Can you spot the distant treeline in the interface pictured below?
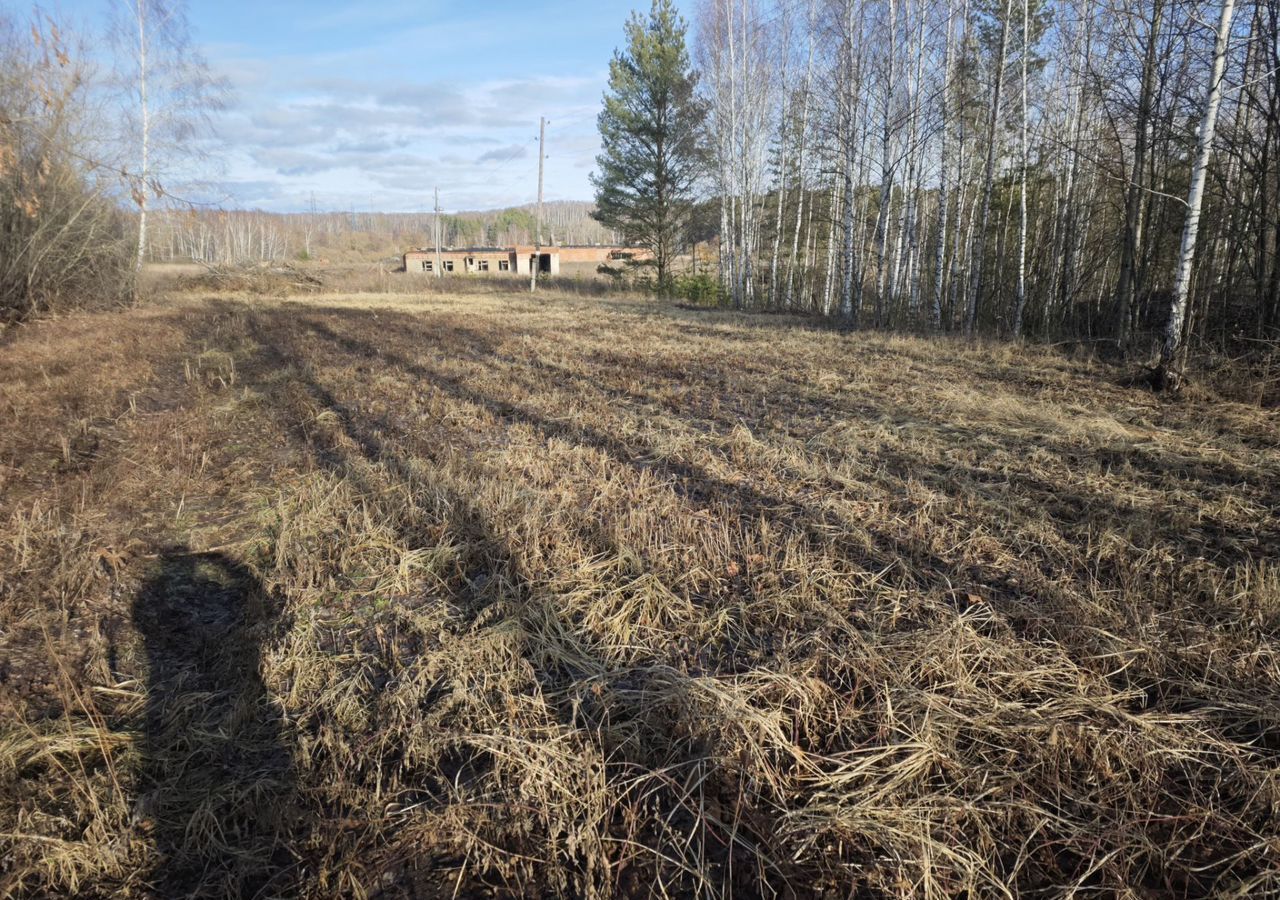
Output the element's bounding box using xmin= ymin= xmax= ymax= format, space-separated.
xmin=143 ymin=202 xmax=620 ymax=265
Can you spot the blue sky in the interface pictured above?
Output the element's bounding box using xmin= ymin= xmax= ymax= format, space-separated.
xmin=44 ymin=0 xmax=675 ymax=213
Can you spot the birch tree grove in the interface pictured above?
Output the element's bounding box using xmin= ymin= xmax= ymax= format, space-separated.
xmin=689 ymin=0 xmax=1277 ymax=363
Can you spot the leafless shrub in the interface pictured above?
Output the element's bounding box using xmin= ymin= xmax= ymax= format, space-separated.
xmin=0 ymin=15 xmax=133 ymax=323
xmin=173 ymin=262 xmax=325 ymax=296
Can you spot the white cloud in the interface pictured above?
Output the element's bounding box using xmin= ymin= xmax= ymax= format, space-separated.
xmin=204 ymin=63 xmax=606 ymax=212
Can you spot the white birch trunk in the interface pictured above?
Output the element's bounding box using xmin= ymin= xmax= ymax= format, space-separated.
xmin=1012 ymin=0 xmax=1030 ymax=337
xmin=1161 ymin=0 xmax=1237 ymax=372
xmin=931 ymin=0 xmax=956 ymax=330
xmin=965 ymin=0 xmax=1013 ymax=335
xmin=873 ymin=0 xmax=897 ymax=327
xmin=134 ymin=0 xmax=150 ymax=273
xmin=784 ymin=0 xmax=816 ymax=311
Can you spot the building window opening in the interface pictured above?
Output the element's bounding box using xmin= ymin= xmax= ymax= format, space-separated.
xmin=498 ymin=259 xmax=510 ymax=271
xmin=477 ymin=260 xmax=490 ymax=272
xmin=443 ymin=260 xmax=454 ymax=272
xmin=421 ymin=260 xmax=432 ymax=271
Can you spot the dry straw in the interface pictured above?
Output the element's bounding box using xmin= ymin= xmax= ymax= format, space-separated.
xmin=2 ymin=288 xmax=1278 ymax=897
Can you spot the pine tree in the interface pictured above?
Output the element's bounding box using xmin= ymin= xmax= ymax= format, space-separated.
xmin=591 ymin=0 xmax=706 ymax=291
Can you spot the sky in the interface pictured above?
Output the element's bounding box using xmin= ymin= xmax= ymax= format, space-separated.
xmin=43 ymin=0 xmax=674 ymax=213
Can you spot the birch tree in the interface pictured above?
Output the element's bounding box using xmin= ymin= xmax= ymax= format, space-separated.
xmin=697 ymin=0 xmax=774 ymax=308
xmin=966 ymin=0 xmax=1013 ymax=335
xmin=782 ymin=0 xmax=816 ymax=311
xmin=1159 ymin=0 xmax=1238 ymax=383
xmin=1012 ymin=0 xmax=1030 ymax=336
xmin=111 ymin=0 xmax=220 ymax=272
xmin=931 ymin=0 xmax=957 ymax=330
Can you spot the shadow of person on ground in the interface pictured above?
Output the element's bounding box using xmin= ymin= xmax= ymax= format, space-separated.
xmin=132 ymin=548 xmax=298 ymax=898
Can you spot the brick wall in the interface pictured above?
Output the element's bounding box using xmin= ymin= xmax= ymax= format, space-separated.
xmin=554 ymin=246 xmax=653 ymax=264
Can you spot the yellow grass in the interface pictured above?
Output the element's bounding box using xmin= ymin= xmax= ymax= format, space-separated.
xmin=1 ymin=287 xmax=1278 ymax=897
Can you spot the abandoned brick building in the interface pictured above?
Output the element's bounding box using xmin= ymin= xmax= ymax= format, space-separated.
xmin=402 ymin=245 xmax=651 ymax=277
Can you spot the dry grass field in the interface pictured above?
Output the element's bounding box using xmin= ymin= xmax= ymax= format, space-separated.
xmin=2 ymin=287 xmax=1278 ymax=898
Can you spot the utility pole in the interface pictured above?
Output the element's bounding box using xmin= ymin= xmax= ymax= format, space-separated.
xmin=530 ymin=116 xmax=546 ymax=292
xmin=306 ymin=191 xmax=317 ymax=260
xmin=433 ymin=186 xmax=442 ymax=278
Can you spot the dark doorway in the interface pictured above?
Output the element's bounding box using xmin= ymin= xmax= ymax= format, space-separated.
xmin=539 ymin=253 xmax=552 ymax=273
xmin=133 ymin=548 xmax=298 ymax=897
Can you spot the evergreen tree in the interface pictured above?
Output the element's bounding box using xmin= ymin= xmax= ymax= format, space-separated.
xmin=591 ymin=0 xmax=706 ymax=291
